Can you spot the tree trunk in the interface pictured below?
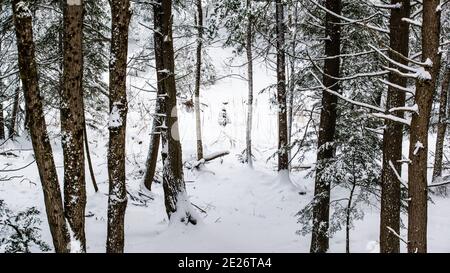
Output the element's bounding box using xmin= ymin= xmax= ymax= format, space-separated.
xmin=310 ymin=0 xmax=341 ymax=253
xmin=380 ymin=0 xmax=410 ymax=253
xmin=158 ymin=0 xmax=196 ymax=224
xmin=143 ymin=1 xmax=167 ymax=191
xmin=275 ymin=0 xmax=288 ymax=172
xmin=0 ymin=25 xmax=4 ymax=140
xmin=0 ymin=99 xmax=4 ymax=140
xmin=407 ymin=0 xmax=441 ymax=253
xmin=432 ymin=64 xmax=450 ymax=196
xmin=61 ymin=0 xmax=86 ymax=252
xmin=194 ymin=0 xmax=204 ymax=161
xmin=142 ymin=100 xmax=161 ymax=192
xmin=287 ymin=2 xmax=298 ymax=170
xmin=8 ymin=87 xmax=20 ymax=139
xmin=11 ymin=0 xmax=70 ymax=252
xmin=245 ymin=0 xmax=254 ymax=168
xmin=84 ymin=124 xmax=98 ymax=192
xmin=106 ymin=0 xmax=131 ymax=253
xmin=346 ymin=177 xmax=357 ymax=254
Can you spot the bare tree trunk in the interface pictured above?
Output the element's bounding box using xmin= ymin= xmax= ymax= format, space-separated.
xmin=346 ymin=177 xmax=357 ymax=254
xmin=0 ymin=25 xmax=4 ymax=140
xmin=407 ymin=0 xmax=441 ymax=253
xmin=142 ymin=100 xmax=161 ymax=192
xmin=432 ymin=64 xmax=450 ymax=196
xmin=84 ymin=124 xmax=98 ymax=192
xmin=194 ymin=0 xmax=204 ymax=161
xmin=106 ymin=0 xmax=131 ymax=253
xmin=8 ymin=87 xmax=20 ymax=139
xmin=245 ymin=0 xmax=254 ymax=168
xmin=287 ymin=2 xmax=298 ymax=169
xmin=0 ymin=99 xmax=4 ymax=140
xmin=380 ymin=0 xmax=410 ymax=254
xmin=310 ymin=0 xmax=341 ymax=253
xmin=158 ymin=0 xmax=196 ymax=224
xmin=61 ymin=0 xmax=86 ymax=252
xmin=276 ymin=0 xmax=288 ymax=172
xmin=143 ymin=1 xmax=168 ymax=191
xmin=11 ymin=0 xmax=70 ymax=252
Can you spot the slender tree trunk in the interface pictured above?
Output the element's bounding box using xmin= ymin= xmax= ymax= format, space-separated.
xmin=0 ymin=24 xmax=4 ymax=140
xmin=158 ymin=0 xmax=196 ymax=224
xmin=0 ymin=99 xmax=4 ymax=140
xmin=275 ymin=0 xmax=288 ymax=172
xmin=275 ymin=0 xmax=289 ymax=172
xmin=106 ymin=0 xmax=131 ymax=253
xmin=380 ymin=0 xmax=410 ymax=253
xmin=346 ymin=176 xmax=356 ymax=254
xmin=11 ymin=0 xmax=70 ymax=252
xmin=287 ymin=2 xmax=298 ymax=169
xmin=246 ymin=0 xmax=254 ymax=168
xmin=84 ymin=124 xmax=98 ymax=192
xmin=407 ymin=0 xmax=441 ymax=253
xmin=432 ymin=63 xmax=450 ymax=196
xmin=61 ymin=0 xmax=86 ymax=252
xmin=142 ymin=100 xmax=161 ymax=192
xmin=310 ymin=0 xmax=341 ymax=253
xmin=143 ymin=2 xmax=166 ymax=191
xmin=8 ymin=87 xmax=20 ymax=139
xmin=194 ymin=0 xmax=204 ymax=160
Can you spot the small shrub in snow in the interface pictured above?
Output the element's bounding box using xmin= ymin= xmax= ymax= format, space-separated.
xmin=0 ymin=200 xmax=50 ymax=253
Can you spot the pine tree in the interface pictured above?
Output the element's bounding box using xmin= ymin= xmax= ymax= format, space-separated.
xmin=310 ymin=0 xmax=341 ymax=253
xmin=106 ymin=0 xmax=131 ymax=253
xmin=407 ymin=0 xmax=442 ymax=253
xmin=194 ymin=0 xmax=204 ymax=161
xmin=11 ymin=0 xmax=70 ymax=252
xmin=275 ymin=0 xmax=288 ymax=173
xmin=61 ymin=0 xmax=86 ymax=252
xmin=432 ymin=51 xmax=450 ymax=195
xmin=380 ymin=0 xmax=411 ymax=253
xmin=156 ymin=0 xmax=197 ymax=224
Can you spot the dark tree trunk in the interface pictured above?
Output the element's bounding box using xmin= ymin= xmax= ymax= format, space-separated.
xmin=346 ymin=177 xmax=357 ymax=254
xmin=11 ymin=0 xmax=70 ymax=252
xmin=84 ymin=123 xmax=98 ymax=192
xmin=62 ymin=0 xmax=86 ymax=252
xmin=380 ymin=0 xmax=410 ymax=253
xmin=407 ymin=0 xmax=441 ymax=253
xmin=8 ymin=87 xmax=20 ymax=139
xmin=310 ymin=0 xmax=341 ymax=253
xmin=246 ymin=0 xmax=254 ymax=168
xmin=0 ymin=24 xmax=4 ymax=140
xmin=432 ymin=64 xmax=450 ymax=196
xmin=157 ymin=0 xmax=196 ymax=224
xmin=0 ymin=98 xmax=4 ymax=140
xmin=194 ymin=0 xmax=204 ymax=160
xmin=106 ymin=0 xmax=131 ymax=253
xmin=276 ymin=0 xmax=288 ymax=172
xmin=143 ymin=2 xmax=166 ymax=191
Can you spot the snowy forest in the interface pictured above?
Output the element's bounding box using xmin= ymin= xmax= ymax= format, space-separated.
xmin=0 ymin=0 xmax=449 ymax=254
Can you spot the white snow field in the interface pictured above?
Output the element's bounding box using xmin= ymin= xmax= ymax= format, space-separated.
xmin=1 ymin=45 xmax=450 ymax=253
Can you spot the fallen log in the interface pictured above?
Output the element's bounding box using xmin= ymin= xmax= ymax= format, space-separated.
xmin=186 ymin=150 xmax=230 ymax=169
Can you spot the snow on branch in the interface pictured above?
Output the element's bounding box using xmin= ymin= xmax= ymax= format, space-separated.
xmin=388 ymin=160 xmax=408 ymax=188
xmin=309 ymin=0 xmax=389 ymax=34
xmin=371 ymin=2 xmax=402 ymax=9
xmin=307 ymin=50 xmax=388 ymax=81
xmin=372 ymin=113 xmax=411 ymax=126
xmin=378 ymin=79 xmax=415 ymax=94
xmin=401 ymin=18 xmax=422 ymax=27
xmin=386 ymin=226 xmax=409 ymax=245
xmin=389 ymin=104 xmax=419 ymax=115
xmin=310 ymin=72 xmax=384 ymax=113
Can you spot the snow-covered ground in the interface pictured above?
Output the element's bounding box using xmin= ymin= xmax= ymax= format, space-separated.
xmin=1 ymin=45 xmax=450 ymax=253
